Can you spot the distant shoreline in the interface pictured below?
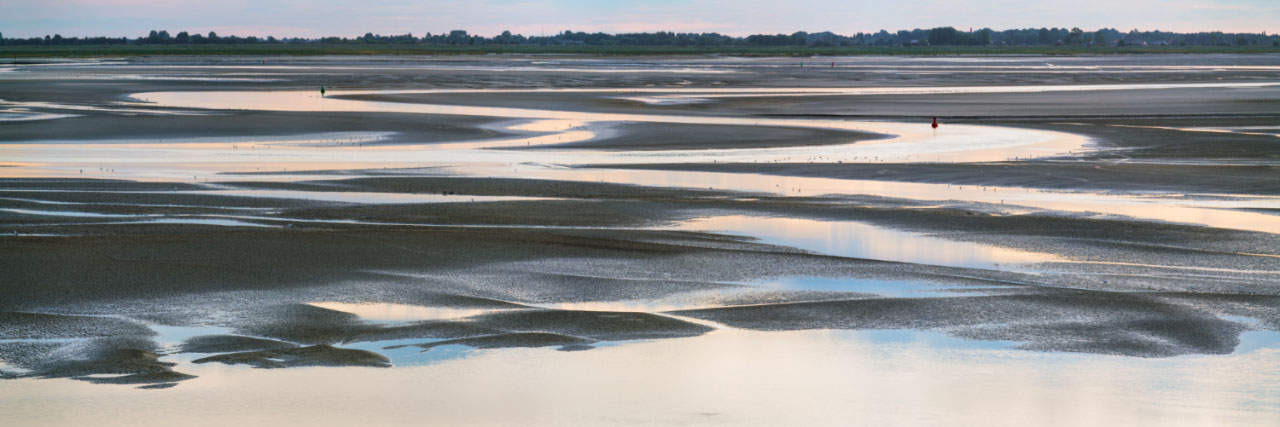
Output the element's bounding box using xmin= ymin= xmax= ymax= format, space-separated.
xmin=3 ymin=44 xmax=1279 ymax=58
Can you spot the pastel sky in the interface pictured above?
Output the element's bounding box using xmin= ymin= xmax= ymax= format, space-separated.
xmin=2 ymin=0 xmax=1277 ymax=38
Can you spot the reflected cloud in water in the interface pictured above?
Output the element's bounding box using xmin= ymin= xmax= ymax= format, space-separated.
xmin=4 ymin=328 xmax=1276 ymax=426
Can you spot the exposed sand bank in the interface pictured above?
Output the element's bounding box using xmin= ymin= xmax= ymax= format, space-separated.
xmin=1 ymin=55 xmax=1277 ymax=424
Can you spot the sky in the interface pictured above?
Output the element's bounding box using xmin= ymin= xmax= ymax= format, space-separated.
xmin=2 ymin=0 xmax=1277 ymax=39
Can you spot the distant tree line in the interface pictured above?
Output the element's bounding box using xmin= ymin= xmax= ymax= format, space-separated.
xmin=2 ymin=27 xmax=1276 ymax=47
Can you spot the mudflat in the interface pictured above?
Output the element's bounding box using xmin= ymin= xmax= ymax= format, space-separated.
xmin=1 ymin=54 xmax=1278 ymax=426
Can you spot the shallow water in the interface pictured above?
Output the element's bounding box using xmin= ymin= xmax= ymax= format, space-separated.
xmin=7 ymin=86 xmax=1280 ymax=232
xmin=127 ymin=88 xmax=1086 ymax=165
xmin=187 ymin=189 xmax=549 ymax=204
xmin=3 ymin=327 xmax=1276 ymax=426
xmin=133 ymin=81 xmax=1278 ymax=98
xmin=748 ymin=276 xmax=994 ymax=298
xmin=122 ymin=218 xmax=277 ymax=228
xmin=510 ymin=167 xmax=1280 ymax=234
xmin=672 ymin=215 xmax=1060 ymax=270
xmin=528 ymin=276 xmax=994 ymax=313
xmin=0 ymin=208 xmax=153 ymax=218
xmin=308 ymin=301 xmax=513 ymax=323
xmin=4 ymin=59 xmax=1280 ymax=423
xmin=21 ymin=56 xmax=1280 ymax=78
xmin=0 ymin=110 xmax=79 ymax=122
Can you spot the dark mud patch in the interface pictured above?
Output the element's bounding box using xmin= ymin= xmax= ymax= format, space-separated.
xmin=193 ymin=345 xmax=391 ymax=369
xmin=387 ymin=332 xmax=595 ymax=352
xmin=672 ymin=289 xmax=1247 ymax=357
xmin=2 ymin=337 xmax=194 ymax=388
xmin=180 ymin=335 xmax=298 ymax=354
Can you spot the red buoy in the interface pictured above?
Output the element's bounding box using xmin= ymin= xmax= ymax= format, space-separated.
xmin=931 ymin=117 xmax=938 ymax=129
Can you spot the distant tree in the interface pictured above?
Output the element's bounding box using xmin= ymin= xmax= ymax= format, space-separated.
xmin=447 ymin=30 xmax=468 ymax=44
xmin=927 ymin=27 xmax=959 ymax=45
xmin=7 ymin=26 xmax=1279 ymax=49
xmin=975 ymin=28 xmax=993 ymax=45
xmin=495 ymin=30 xmax=515 ymax=44
xmin=790 ymin=31 xmax=808 ymax=45
xmin=1065 ymin=27 xmax=1084 ymax=45
xmin=145 ymin=30 xmax=173 ymax=44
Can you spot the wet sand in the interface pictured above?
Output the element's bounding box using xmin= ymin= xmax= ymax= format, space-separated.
xmin=2 ymin=55 xmax=1279 ymax=425
xmin=599 ymin=161 xmax=1280 ymax=195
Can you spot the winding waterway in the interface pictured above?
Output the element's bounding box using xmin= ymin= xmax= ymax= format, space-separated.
xmin=6 ymin=84 xmax=1278 ymax=233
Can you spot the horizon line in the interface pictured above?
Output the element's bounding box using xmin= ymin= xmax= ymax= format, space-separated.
xmin=3 ymin=26 xmax=1275 ymax=40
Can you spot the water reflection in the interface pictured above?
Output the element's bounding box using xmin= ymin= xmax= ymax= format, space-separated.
xmin=0 ymin=208 xmax=154 ymax=218
xmin=750 ymin=276 xmax=993 ymax=298
xmin=341 ymin=339 xmax=474 ymax=367
xmin=5 ymin=59 xmax=1279 ymax=423
xmin=1112 ymin=124 xmax=1280 ymax=138
xmin=5 ymin=131 xmax=1277 ymax=233
xmin=4 ymin=328 xmax=1276 ymax=426
xmin=308 ymin=301 xmax=511 ymax=323
xmin=130 ymin=81 xmax=1277 ymax=99
xmin=187 ymin=189 xmax=549 ymax=204
xmin=122 ymin=218 xmax=276 ymax=228
xmin=673 ymin=215 xmax=1062 ymax=270
xmin=7 ymin=87 xmax=1272 ymax=233
xmin=512 ymin=167 xmax=1280 ymax=234
xmin=127 ymin=88 xmax=1086 ymax=164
